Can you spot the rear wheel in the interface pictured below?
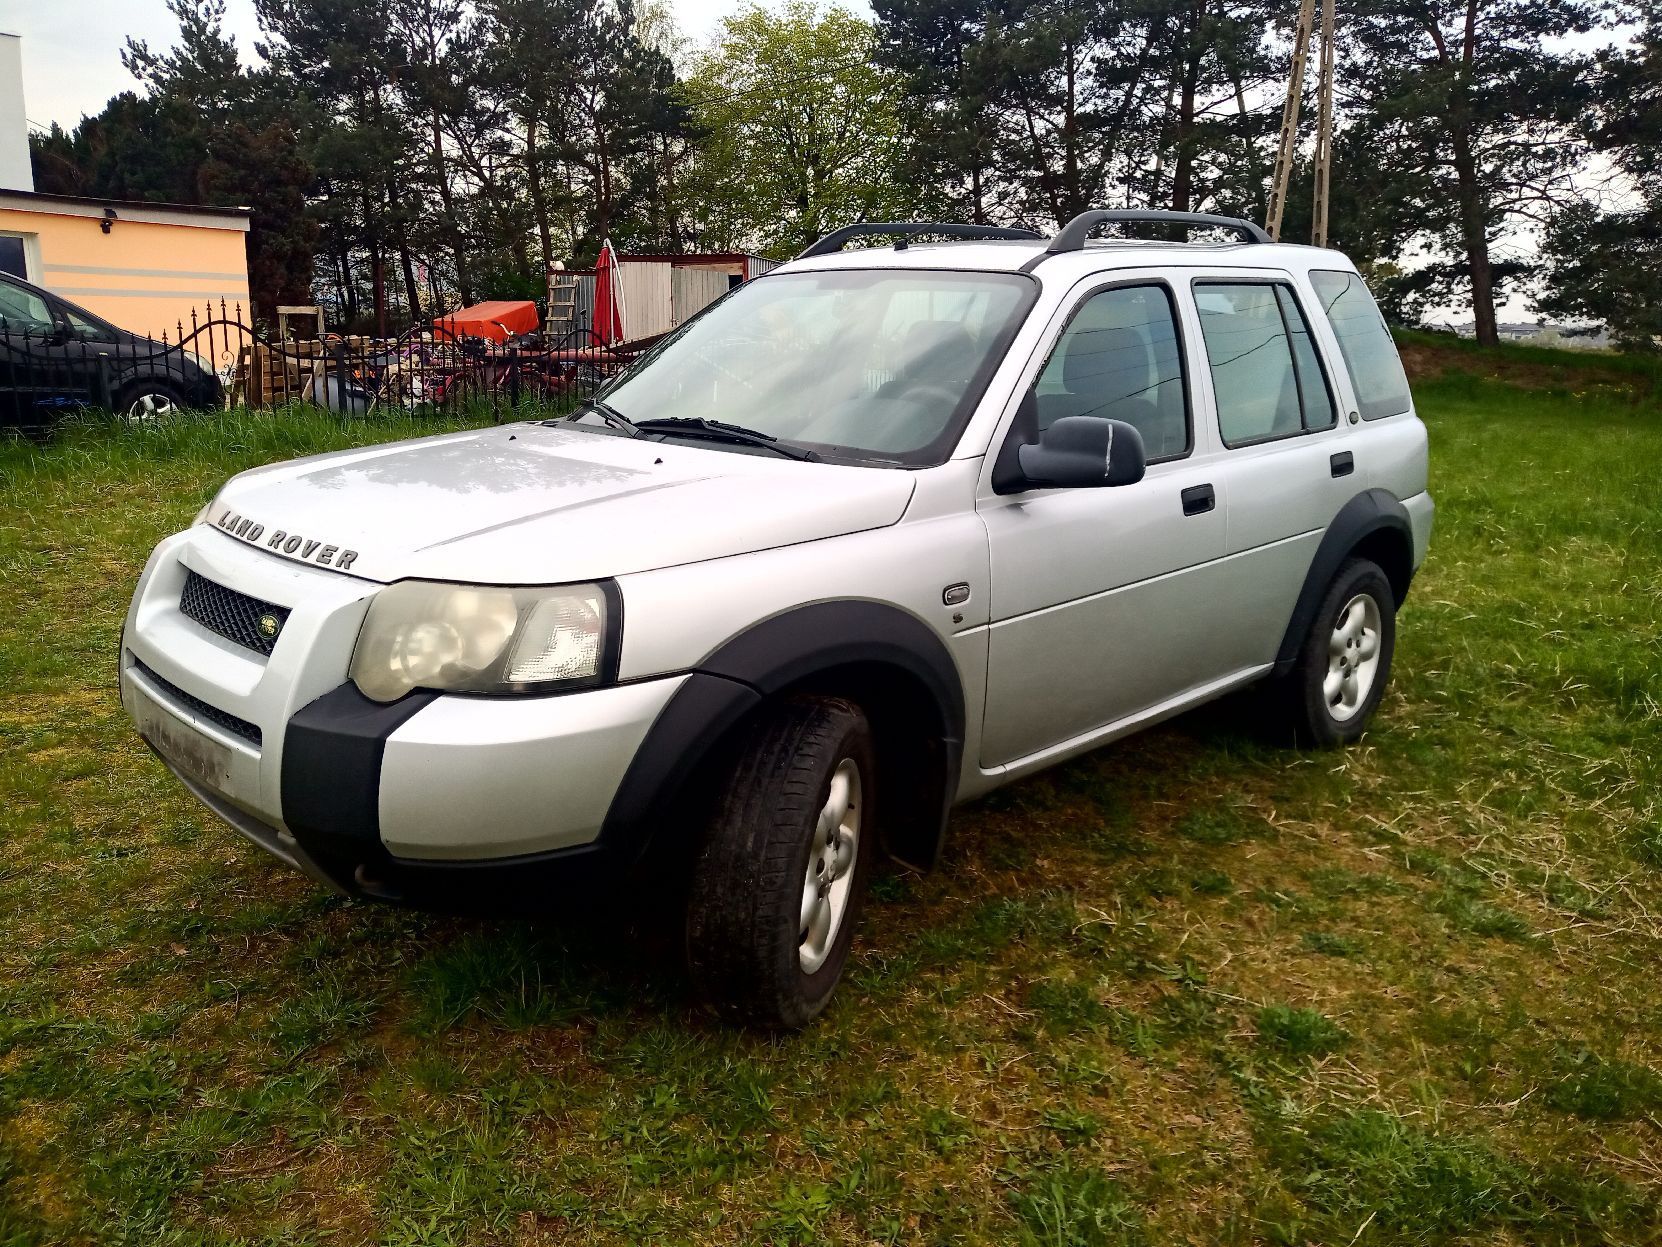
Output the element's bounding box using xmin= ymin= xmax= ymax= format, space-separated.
xmin=685 ymin=696 xmax=875 ymax=1030
xmin=1277 ymin=558 xmax=1396 ymax=746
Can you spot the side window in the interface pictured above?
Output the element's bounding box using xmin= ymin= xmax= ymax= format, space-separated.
xmin=1033 ymin=284 xmax=1189 ymax=461
xmin=1277 ymin=287 xmax=1335 ymax=430
xmin=66 ymin=309 xmax=114 ymax=344
xmin=1195 ymin=281 xmax=1334 ymax=447
xmin=1309 ymin=270 xmax=1412 ymax=420
xmin=0 ymin=279 xmax=55 ymax=335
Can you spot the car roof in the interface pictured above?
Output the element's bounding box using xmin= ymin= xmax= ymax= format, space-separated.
xmin=777 ymin=238 xmax=1357 ymax=280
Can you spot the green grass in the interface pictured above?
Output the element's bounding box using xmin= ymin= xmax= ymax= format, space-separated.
xmin=1 ymin=346 xmax=1661 ymax=1243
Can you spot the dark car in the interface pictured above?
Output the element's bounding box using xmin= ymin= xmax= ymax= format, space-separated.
xmin=0 ymin=272 xmax=221 ymax=433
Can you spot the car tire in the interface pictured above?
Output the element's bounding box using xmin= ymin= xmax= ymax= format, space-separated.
xmin=116 ymin=380 xmax=187 ymax=423
xmin=685 ymin=695 xmax=876 ymax=1030
xmin=1279 ymin=558 xmax=1397 ymax=747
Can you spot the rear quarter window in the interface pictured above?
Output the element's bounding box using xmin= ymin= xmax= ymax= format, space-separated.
xmin=1308 ymin=270 xmax=1412 ymax=420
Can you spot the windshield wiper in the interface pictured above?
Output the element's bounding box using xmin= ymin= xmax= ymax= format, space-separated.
xmin=553 ymin=399 xmax=638 ymax=435
xmin=633 ymin=417 xmax=819 ymax=461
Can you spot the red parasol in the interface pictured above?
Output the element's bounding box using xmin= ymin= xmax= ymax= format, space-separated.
xmin=432 ymin=300 xmax=539 ymax=343
xmin=593 ymin=238 xmax=627 ymax=345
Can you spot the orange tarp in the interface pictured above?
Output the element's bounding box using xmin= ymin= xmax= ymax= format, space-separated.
xmin=433 ymin=300 xmax=540 ymax=342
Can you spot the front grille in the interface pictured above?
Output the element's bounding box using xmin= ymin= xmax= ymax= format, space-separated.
xmin=131 ymin=657 xmax=262 ymax=746
xmin=179 ymin=570 xmax=290 ymax=657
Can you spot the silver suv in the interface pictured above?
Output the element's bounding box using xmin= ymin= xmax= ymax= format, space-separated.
xmin=119 ymin=211 xmax=1432 ymax=1028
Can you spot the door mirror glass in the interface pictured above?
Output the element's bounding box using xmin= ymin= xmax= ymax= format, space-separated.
xmin=1016 ymin=415 xmax=1147 ymax=489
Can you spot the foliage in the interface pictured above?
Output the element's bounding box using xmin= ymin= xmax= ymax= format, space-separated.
xmin=17 ymin=0 xmax=1657 ymax=342
xmin=30 ymin=0 xmax=317 ymax=319
xmin=873 ymin=0 xmax=1280 ymax=230
xmin=1538 ymin=18 xmax=1662 ymax=351
xmin=683 ymin=2 xmax=915 ymax=255
xmin=1337 ymin=0 xmax=1602 ymax=344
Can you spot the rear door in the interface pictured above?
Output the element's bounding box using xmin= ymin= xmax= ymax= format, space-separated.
xmin=1183 ymin=270 xmax=1356 ymax=672
xmin=977 ymin=272 xmax=1230 ymax=768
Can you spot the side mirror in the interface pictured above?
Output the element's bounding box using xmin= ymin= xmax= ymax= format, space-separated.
xmin=994 ymin=403 xmax=1147 ymax=493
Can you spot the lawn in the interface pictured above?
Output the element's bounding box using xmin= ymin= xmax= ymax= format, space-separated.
xmin=1 ymin=349 xmax=1659 ymax=1246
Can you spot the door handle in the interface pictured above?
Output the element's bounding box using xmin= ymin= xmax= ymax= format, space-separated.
xmin=1180 ymin=483 xmax=1215 ymax=516
xmin=1330 ymin=451 xmax=1354 ymax=478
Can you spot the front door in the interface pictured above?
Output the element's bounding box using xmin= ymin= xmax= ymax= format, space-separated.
xmin=977 ymin=277 xmax=1229 ymax=768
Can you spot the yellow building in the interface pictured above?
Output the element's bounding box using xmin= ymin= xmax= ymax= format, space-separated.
xmin=0 ymin=188 xmax=252 ymax=341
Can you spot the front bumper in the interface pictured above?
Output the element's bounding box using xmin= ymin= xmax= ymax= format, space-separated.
xmin=120 ymin=525 xmax=684 ymax=901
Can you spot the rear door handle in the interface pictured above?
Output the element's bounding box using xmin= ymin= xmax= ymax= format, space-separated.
xmin=1180 ymin=484 xmax=1215 ymax=516
xmin=1330 ymin=451 xmax=1354 ymax=478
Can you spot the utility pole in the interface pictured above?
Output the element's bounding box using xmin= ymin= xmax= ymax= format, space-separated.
xmin=1265 ymin=0 xmax=1316 ymax=242
xmin=1265 ymin=0 xmax=1338 ymax=247
xmin=1311 ymin=0 xmax=1337 ymax=248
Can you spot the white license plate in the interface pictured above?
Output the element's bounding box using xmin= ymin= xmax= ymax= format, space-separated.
xmin=137 ymin=699 xmax=236 ymax=794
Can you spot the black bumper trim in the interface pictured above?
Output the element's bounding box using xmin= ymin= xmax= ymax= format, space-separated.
xmin=280 ymin=683 xmax=436 ymax=877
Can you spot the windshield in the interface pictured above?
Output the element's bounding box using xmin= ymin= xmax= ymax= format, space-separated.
xmin=596 ymin=268 xmax=1036 ymax=466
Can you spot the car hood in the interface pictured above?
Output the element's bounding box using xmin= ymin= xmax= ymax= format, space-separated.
xmin=207 ymin=422 xmax=916 ymax=584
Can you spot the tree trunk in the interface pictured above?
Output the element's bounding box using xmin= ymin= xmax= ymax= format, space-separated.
xmin=336 ymin=247 xmax=354 ymax=324
xmin=1062 ymin=40 xmax=1080 ymax=217
xmin=398 ymin=235 xmax=420 ymax=322
xmin=1451 ymin=132 xmax=1498 ymax=346
xmin=431 ymin=107 xmax=471 ymax=305
xmin=1170 ymin=10 xmax=1202 ymax=216
xmin=524 ymin=111 xmax=555 ymax=274
xmin=372 ymin=251 xmax=387 ymax=337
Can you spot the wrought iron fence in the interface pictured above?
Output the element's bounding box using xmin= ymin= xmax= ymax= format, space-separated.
xmin=0 ymin=300 xmax=644 ymax=436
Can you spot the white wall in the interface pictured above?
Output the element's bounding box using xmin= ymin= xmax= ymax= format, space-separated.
xmin=618 ymin=260 xmax=674 ymax=339
xmin=0 ymin=35 xmax=32 ymax=193
xmin=671 ymin=266 xmax=729 ymax=326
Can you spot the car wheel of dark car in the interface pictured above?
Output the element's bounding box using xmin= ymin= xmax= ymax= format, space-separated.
xmin=117 ymin=380 xmax=186 ymax=423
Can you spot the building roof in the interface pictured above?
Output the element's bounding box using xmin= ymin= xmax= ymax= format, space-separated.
xmin=625 ymin=252 xmax=772 ymax=265
xmin=0 ymin=188 xmax=252 ymax=231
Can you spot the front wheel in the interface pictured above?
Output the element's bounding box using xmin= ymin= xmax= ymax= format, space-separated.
xmin=116 ymin=380 xmax=186 ymax=423
xmin=1278 ymin=558 xmax=1397 ymax=747
xmin=685 ymin=696 xmax=876 ymax=1030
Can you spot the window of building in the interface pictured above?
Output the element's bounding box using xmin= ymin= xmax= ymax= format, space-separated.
xmin=0 ymin=235 xmax=27 ymax=281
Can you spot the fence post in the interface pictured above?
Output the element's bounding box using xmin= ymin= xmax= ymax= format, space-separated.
xmin=333 ymin=340 xmax=349 ymax=418
xmin=94 ymin=350 xmax=112 ymax=413
xmin=506 ymin=342 xmax=519 ymax=420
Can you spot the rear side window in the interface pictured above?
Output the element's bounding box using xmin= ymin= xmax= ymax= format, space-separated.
xmin=1194 ymin=282 xmax=1334 ymax=447
xmin=1034 ymin=284 xmax=1189 ymax=460
xmin=1309 ymin=270 xmax=1412 ymax=420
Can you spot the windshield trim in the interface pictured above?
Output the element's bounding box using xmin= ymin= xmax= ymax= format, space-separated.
xmin=593 ymin=266 xmax=1041 ymax=469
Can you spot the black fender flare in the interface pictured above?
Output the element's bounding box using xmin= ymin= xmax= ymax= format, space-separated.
xmin=601 ymin=599 xmax=966 ymax=871
xmin=1273 ymin=488 xmax=1415 ymax=677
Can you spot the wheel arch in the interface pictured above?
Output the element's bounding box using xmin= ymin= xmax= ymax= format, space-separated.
xmin=1274 ymin=489 xmax=1415 ymax=677
xmin=601 ymin=600 xmax=966 ymax=873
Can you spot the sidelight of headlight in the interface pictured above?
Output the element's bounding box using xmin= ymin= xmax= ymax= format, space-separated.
xmin=349 ymin=580 xmax=616 ymax=703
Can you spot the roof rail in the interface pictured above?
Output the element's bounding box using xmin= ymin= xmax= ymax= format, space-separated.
xmin=1043 ymin=209 xmax=1272 ymax=255
xmin=796 ymin=221 xmax=1044 ymax=260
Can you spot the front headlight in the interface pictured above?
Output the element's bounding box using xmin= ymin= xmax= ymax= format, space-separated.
xmin=350 ymin=580 xmax=616 ymax=702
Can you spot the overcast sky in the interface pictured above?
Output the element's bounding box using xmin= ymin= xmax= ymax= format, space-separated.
xmin=0 ymin=0 xmax=856 ymax=131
